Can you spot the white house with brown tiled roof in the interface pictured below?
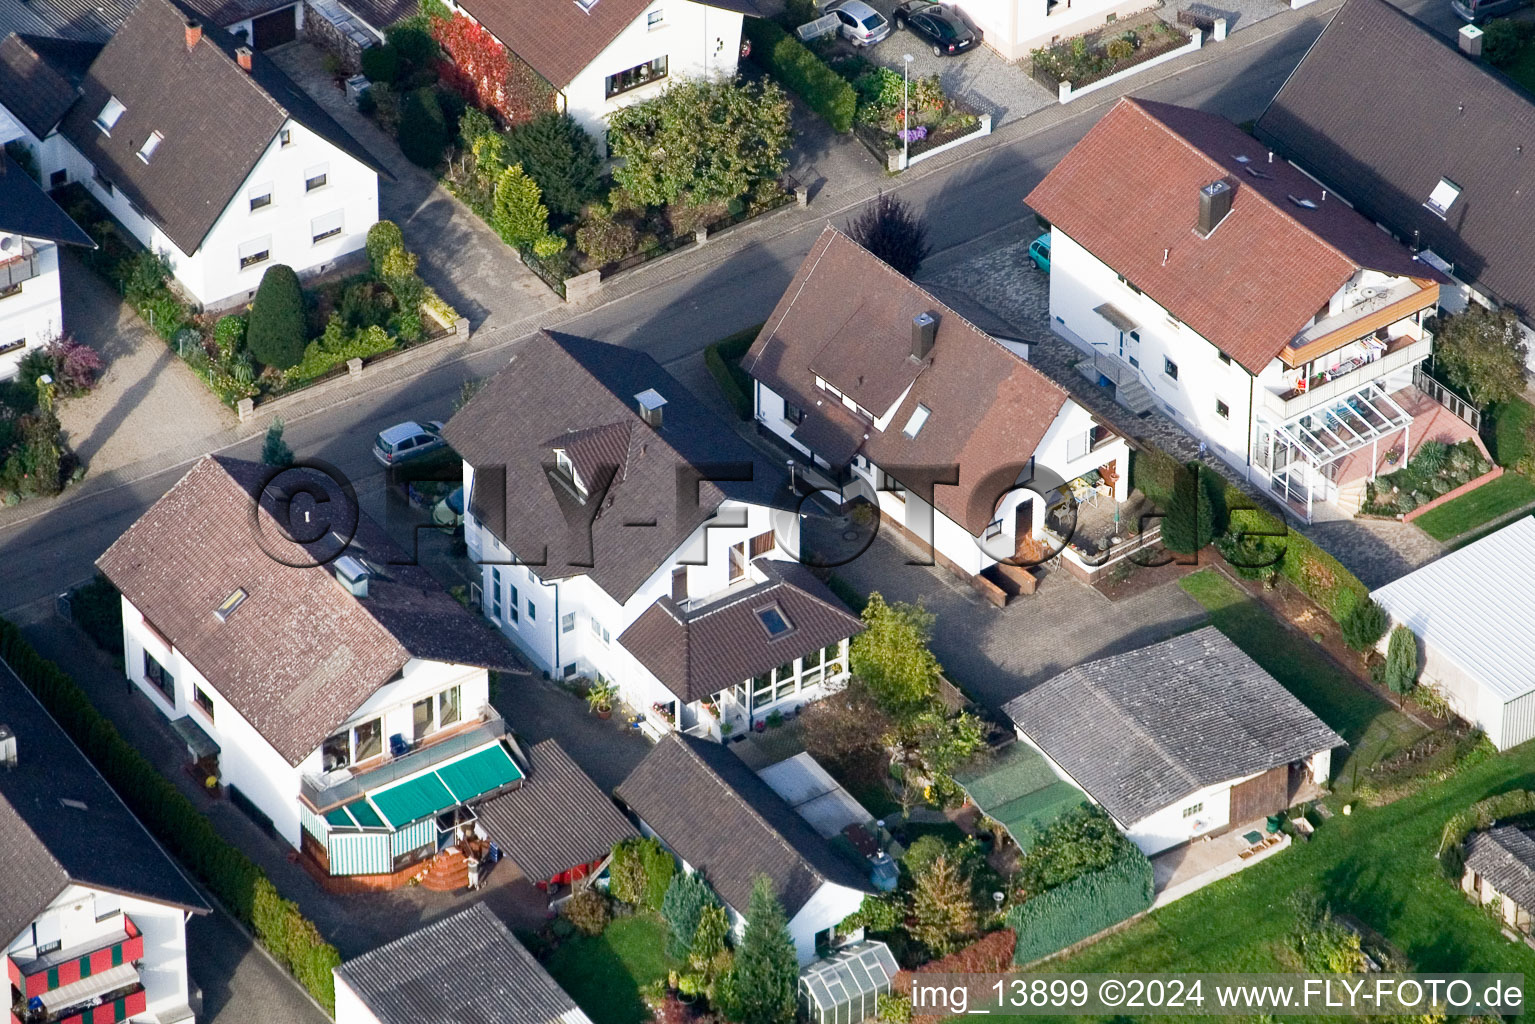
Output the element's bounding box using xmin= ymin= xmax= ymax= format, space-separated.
xmin=1029 ymin=97 xmax=1461 ymax=522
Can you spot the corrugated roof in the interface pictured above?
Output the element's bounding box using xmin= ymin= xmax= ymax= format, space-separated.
xmin=335 ymin=902 xmax=592 ymax=1024
xmin=1026 ymin=97 xmax=1435 ymax=375
xmin=1372 ymin=516 xmax=1535 ymax=702
xmin=1002 ymin=627 xmax=1342 ymax=824
xmin=1465 ymin=825 xmax=1535 ymax=911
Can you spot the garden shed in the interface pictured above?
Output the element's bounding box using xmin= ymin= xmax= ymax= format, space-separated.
xmin=798 ymin=941 xmax=899 ymax=1024
xmin=1372 ymin=517 xmax=1535 ymax=750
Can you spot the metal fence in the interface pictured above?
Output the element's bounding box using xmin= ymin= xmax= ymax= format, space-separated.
xmin=1412 ymin=363 xmax=1482 ymax=431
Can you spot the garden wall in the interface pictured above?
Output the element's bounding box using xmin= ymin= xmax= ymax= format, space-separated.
xmin=1057 ymin=30 xmax=1202 ymax=103
xmin=1403 ymin=466 xmax=1505 ymax=523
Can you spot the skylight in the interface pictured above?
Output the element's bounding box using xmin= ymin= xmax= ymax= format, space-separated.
xmin=214 ymin=587 xmax=248 ymax=622
xmin=137 ymin=130 xmax=163 ymax=163
xmin=1287 ymin=195 xmax=1319 ymax=210
xmin=1425 ymin=178 xmax=1461 ymax=219
xmin=95 ymin=96 xmax=125 ymax=134
xmin=59 ymin=798 xmax=89 ymax=812
xmin=757 ymin=606 xmax=792 ymax=637
xmin=901 ymin=403 xmax=931 ymax=439
xmin=1232 ymin=154 xmax=1250 ymax=164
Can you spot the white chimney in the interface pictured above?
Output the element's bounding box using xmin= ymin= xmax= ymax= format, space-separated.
xmin=334 ymin=555 xmax=370 ymax=598
xmin=635 ymin=388 xmax=667 ymax=428
xmin=0 ymin=724 xmax=16 ymax=769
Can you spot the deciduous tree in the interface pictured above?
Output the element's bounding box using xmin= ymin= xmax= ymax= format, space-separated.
xmin=1432 ymin=305 xmax=1529 ymax=408
xmin=910 ymin=853 xmax=975 ymax=956
xmin=846 ymin=192 xmax=931 ymax=277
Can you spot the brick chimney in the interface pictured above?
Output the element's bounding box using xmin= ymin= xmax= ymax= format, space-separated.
xmin=184 ymin=17 xmax=202 ymax=49
xmin=235 ymin=45 xmax=253 ymax=72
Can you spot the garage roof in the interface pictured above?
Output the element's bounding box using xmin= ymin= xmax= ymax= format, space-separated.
xmin=1372 ymin=516 xmax=1535 ymax=702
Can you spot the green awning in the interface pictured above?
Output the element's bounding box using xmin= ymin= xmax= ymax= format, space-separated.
xmin=372 ymin=772 xmax=455 ymax=828
xmin=348 ymin=800 xmax=385 ymax=828
xmin=437 ymin=744 xmax=523 ymax=802
xmin=324 ymin=806 xmax=356 ymax=828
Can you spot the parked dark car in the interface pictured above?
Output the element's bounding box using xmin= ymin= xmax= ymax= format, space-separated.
xmin=893 ymin=0 xmax=980 ymax=55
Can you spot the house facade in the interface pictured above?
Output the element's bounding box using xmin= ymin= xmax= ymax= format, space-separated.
xmin=0 ymin=0 xmax=386 ymax=312
xmin=2 ymin=659 xmax=209 ymax=1024
xmin=1029 ymin=98 xmax=1457 ymax=521
xmin=745 ymin=227 xmax=1131 ymax=590
xmin=0 ymin=149 xmax=92 ymax=378
xmin=445 ymin=330 xmax=866 ymax=741
xmin=952 ymin=0 xmax=1152 ymax=60
xmin=97 ymin=455 xmax=529 ymax=888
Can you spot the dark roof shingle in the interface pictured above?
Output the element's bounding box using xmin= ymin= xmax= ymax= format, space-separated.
xmin=1256 ymin=0 xmax=1535 ymax=320
xmin=619 ymin=560 xmax=865 ymax=703
xmin=615 ymin=732 xmax=872 ymax=917
xmin=0 ymin=151 xmax=93 ymax=245
xmin=335 ymin=902 xmax=590 ymax=1024
xmin=1465 ymin=826 xmax=1535 ymax=911
xmin=0 ymin=662 xmax=209 ymax=946
xmin=96 ymin=455 xmax=524 ymax=766
xmin=1002 ymin=627 xmax=1343 ymax=824
xmin=0 ymin=33 xmax=95 ymax=137
xmin=474 ymin=739 xmax=637 ymax=882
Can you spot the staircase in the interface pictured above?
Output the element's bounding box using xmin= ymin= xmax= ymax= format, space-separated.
xmin=1075 ymin=354 xmax=1155 ymax=415
xmin=1333 ymin=476 xmax=1369 ymax=519
xmin=1113 ymin=377 xmax=1155 ymax=415
xmin=419 ymin=849 xmax=469 ymax=892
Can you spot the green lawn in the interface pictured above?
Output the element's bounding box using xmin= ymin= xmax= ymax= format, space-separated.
xmin=1411 ymin=471 xmax=1535 ymax=543
xmin=1178 ymin=570 xmax=1427 ymax=793
xmin=544 ymin=914 xmax=676 ymax=1024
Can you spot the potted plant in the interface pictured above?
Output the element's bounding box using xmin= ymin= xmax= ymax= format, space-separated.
xmin=586 ymin=681 xmax=617 ymax=719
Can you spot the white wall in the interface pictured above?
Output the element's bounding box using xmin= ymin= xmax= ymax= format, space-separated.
xmin=1124 ymin=777 xmax=1241 ymax=857
xmin=0 ymin=237 xmax=64 ymax=379
xmin=788 ymin=882 xmax=867 ymax=966
xmin=332 ymin=973 xmax=382 ymax=1024
xmin=951 ymin=0 xmax=1152 ymax=60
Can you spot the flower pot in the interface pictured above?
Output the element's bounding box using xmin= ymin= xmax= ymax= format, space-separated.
xmin=596 ymin=706 xmax=612 ymax=720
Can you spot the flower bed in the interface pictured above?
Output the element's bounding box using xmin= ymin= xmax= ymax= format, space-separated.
xmin=0 ymin=337 xmax=103 ymax=505
xmin=1028 ymin=17 xmax=1191 ymax=90
xmin=1361 ymin=440 xmax=1493 ymax=516
xmin=830 ymin=57 xmax=978 ymax=162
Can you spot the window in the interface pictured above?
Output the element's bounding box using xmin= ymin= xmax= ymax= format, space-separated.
xmin=647 ymin=8 xmax=664 ymax=26
xmin=322 ymin=731 xmax=350 ymax=771
xmin=311 ymin=209 xmax=344 ymax=244
xmin=33 ymin=916 xmax=61 ymax=956
xmin=757 ymin=606 xmax=791 ymax=637
xmin=823 ymin=641 xmax=844 ymax=676
xmin=279 ymin=128 xmax=292 ymax=147
xmin=413 ymin=696 xmax=434 ymax=741
xmin=0 ymin=284 xmax=20 ymax=301
xmin=1163 ymin=357 xmax=1179 ymax=381
xmin=95 ymin=96 xmax=125 ymax=134
xmin=136 ymin=131 xmax=163 ymax=163
xmin=0 ymin=338 xmax=21 ymax=354
xmin=1218 ymin=351 xmax=1232 ymax=365
xmin=1215 ymin=399 xmax=1230 ymax=419
xmin=774 ymin=661 xmax=796 ymax=701
xmin=527 ymin=600 xmax=536 ymax=622
xmin=985 ymin=519 xmax=1003 ymax=539
xmin=439 ymin=685 xmax=461 ymax=727
xmin=1117 ymin=273 xmax=1142 ymax=295
xmin=901 ymin=403 xmax=931 ymax=438
xmin=605 ymin=56 xmax=668 ymax=98
xmin=728 ymin=541 xmax=747 ymax=581
xmin=238 ymin=236 xmax=271 ymax=270
xmin=143 ymin=651 xmax=174 ymax=701
xmin=783 ymin=400 xmax=805 ymax=425
xmin=193 ymin=685 xmax=215 ymax=722
xmin=751 ymin=671 xmax=772 ymax=706
xmin=353 ymin=718 xmax=382 ymax=761
xmin=750 ymin=529 xmax=775 ymax=558
xmin=305 ymin=164 xmax=329 ymax=191
xmin=92 ymin=169 xmax=114 ymax=195
xmin=93 ymin=893 xmax=122 ymax=922
xmin=563 ymin=663 xmax=577 ymax=678
xmin=49 ymin=169 xmax=67 ymax=188
xmin=561 ymin=612 xmax=576 ymax=633
xmin=248 ymin=184 xmax=273 ymax=211
xmin=507 ymin=583 xmax=520 ymax=623
xmin=590 ymin=616 xmax=611 ymax=645
xmin=490 ymin=567 xmax=503 ymax=620
xmin=1182 ymin=802 xmax=1204 ymax=818
xmin=1425 ymin=177 xmax=1461 ymax=218
xmin=215 ymin=587 xmax=247 ymax=622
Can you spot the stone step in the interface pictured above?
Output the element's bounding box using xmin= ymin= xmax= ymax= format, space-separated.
xmin=420 ymin=850 xmax=469 ymax=893
xmin=1114 ymin=377 xmax=1156 ymax=415
xmin=1334 ymin=477 xmax=1369 ymax=518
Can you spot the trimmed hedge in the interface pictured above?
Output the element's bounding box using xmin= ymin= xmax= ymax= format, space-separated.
xmin=0 ymin=620 xmax=341 ymax=1012
xmin=1006 ymin=845 xmax=1153 ymax=965
xmin=744 ymin=19 xmax=856 ymax=133
xmin=703 ymin=325 xmax=761 ymax=421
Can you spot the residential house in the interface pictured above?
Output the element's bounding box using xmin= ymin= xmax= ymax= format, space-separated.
xmin=437 ymin=0 xmax=758 ymax=152
xmin=0 ymin=150 xmax=92 ymax=378
xmin=333 ymin=902 xmax=594 ymax=1024
xmin=1256 ymin=0 xmax=1535 ymax=367
xmin=615 ymin=732 xmax=874 ymax=964
xmin=743 ymin=226 xmax=1132 ymax=590
xmin=1371 ymin=516 xmax=1535 ymax=751
xmin=1462 ymin=825 xmax=1535 ymax=935
xmin=2 ymin=662 xmax=210 ymax=1024
xmin=444 ymin=330 xmax=866 ymax=740
xmin=0 ymin=0 xmax=306 ymax=49
xmin=1028 ymin=97 xmax=1463 ymax=521
xmin=0 ymin=0 xmax=390 ymax=312
xmin=96 ymin=454 xmax=534 ymax=889
xmin=1001 ymin=627 xmax=1342 ymax=855
xmin=952 ymin=0 xmax=1154 ymax=61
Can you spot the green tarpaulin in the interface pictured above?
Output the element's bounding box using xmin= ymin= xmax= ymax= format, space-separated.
xmin=953 ymin=742 xmax=1087 ymax=852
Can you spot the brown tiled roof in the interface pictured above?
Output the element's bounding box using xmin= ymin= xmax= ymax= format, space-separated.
xmin=54 ymin=0 xmax=387 ymax=256
xmin=618 ymin=560 xmax=865 ymax=703
xmin=1025 ymin=98 xmax=1436 ymax=375
xmin=474 ymin=739 xmax=637 ymax=882
xmin=444 ymin=330 xmax=786 ymax=605
xmin=615 ymin=733 xmax=872 ymax=917
xmin=744 ymin=227 xmax=1073 ymax=536
xmin=1256 ymin=0 xmax=1535 ymax=321
xmin=96 ymin=456 xmax=524 ymax=766
xmin=456 ymin=0 xmax=761 ymax=90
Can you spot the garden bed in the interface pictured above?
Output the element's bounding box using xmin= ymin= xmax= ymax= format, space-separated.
xmin=0 ymin=337 xmax=101 ymax=506
xmin=1028 ymin=14 xmax=1191 ymax=92
xmin=1361 ymin=439 xmax=1493 ymax=516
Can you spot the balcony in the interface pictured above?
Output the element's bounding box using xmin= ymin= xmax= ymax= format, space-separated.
xmin=48 ymin=985 xmax=145 ymax=1024
xmin=0 ymin=244 xmax=40 ymax=291
xmin=8 ymin=917 xmax=142 ymax=1001
xmin=1279 ymin=280 xmax=1437 ymax=367
xmin=1260 ymin=331 xmax=1433 ymax=422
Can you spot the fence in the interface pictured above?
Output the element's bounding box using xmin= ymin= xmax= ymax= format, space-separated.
xmin=1413 ymin=363 xmax=1482 ymax=431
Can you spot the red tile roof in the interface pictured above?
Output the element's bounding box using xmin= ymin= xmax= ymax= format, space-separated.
xmin=1025 ymin=98 xmax=1436 ymax=375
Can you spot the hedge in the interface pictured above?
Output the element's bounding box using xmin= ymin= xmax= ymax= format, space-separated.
xmin=744 ymin=18 xmax=857 ymax=133
xmin=1005 ymin=845 xmax=1153 ymax=965
xmin=703 ymin=325 xmax=760 ymax=421
xmin=0 ymin=620 xmax=341 ymax=1012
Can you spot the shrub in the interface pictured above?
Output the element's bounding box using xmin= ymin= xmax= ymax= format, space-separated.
xmin=213 ymin=314 xmax=247 ymax=357
xmin=662 ymin=871 xmax=720 ymax=958
xmin=1105 ymin=37 xmax=1135 ymax=59
xmin=262 ymin=417 xmax=294 ymax=467
xmin=563 ymin=887 xmax=611 ymax=936
xmin=575 ymin=207 xmax=639 ymax=267
xmin=1162 ymin=462 xmax=1221 ymax=554
xmin=42 ymin=336 xmax=105 ymax=396
xmin=457 ymin=106 xmax=496 ymax=147
xmin=1005 ymin=843 xmax=1153 ymax=964
xmin=1383 ymin=624 xmax=1418 ymax=695
xmin=744 ymin=19 xmax=856 ymax=133
xmin=610 ymin=837 xmax=675 ymax=911
xmin=504 ymin=112 xmax=602 ymax=219
xmin=366 ymin=220 xmax=406 ymax=275
xmin=399 ymin=87 xmax=449 ymax=167
xmin=1014 ymin=805 xmax=1133 ymax=897
xmin=360 ymin=42 xmax=401 ymax=83
xmin=903 ymin=929 xmax=1016 ymax=980
xmin=284 ymin=319 xmax=394 ymax=385
xmin=1341 ymin=598 xmax=1389 ymax=652
xmin=846 ymin=192 xmax=931 ymax=278
xmin=1482 ymin=18 xmax=1534 ymax=66
xmin=1413 ymin=440 xmax=1450 ymax=476
xmin=385 ymin=20 xmax=437 ymax=65
xmin=490 ymin=163 xmax=551 ymax=249
xmin=246 ymin=264 xmax=307 ymax=370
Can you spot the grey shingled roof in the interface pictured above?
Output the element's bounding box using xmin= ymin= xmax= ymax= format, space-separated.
xmin=0 ymin=0 xmax=302 ymax=44
xmin=1465 ymin=826 xmax=1535 ymax=911
xmin=473 ymin=739 xmax=637 ymax=882
xmin=444 ymin=330 xmax=788 ymax=605
xmin=619 ymin=560 xmax=865 ymax=703
xmin=615 ymin=732 xmax=872 ymax=918
xmin=0 ymin=662 xmax=208 ymax=946
xmin=335 ymin=902 xmax=591 ymax=1024
xmin=96 ymin=455 xmax=525 ymax=767
xmin=0 ymin=151 xmax=93 ymax=246
xmin=1256 ymin=0 xmax=1535 ymax=320
xmin=1002 ymin=627 xmax=1343 ymax=825
xmin=0 ymin=33 xmax=97 ymax=137
xmin=53 ymin=0 xmax=388 ymax=257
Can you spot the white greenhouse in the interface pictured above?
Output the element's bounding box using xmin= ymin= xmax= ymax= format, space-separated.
xmin=798 ymin=941 xmax=899 ymax=1024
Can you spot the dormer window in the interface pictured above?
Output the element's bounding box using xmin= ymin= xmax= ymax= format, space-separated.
xmin=554 ymin=449 xmax=586 ymax=496
xmin=95 ymin=96 xmax=125 ymax=134
xmin=215 ymin=587 xmax=248 ymax=622
xmin=137 ymin=131 xmax=163 ymax=163
xmin=901 ymin=403 xmax=931 ymax=439
xmin=1425 ymin=178 xmax=1461 ymax=219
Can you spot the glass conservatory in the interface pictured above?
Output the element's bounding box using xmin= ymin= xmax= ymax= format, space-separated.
xmin=798 ymin=941 xmax=899 ymax=1024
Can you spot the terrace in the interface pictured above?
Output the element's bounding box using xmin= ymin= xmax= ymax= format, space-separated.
xmin=0 ymin=241 xmax=40 ymax=291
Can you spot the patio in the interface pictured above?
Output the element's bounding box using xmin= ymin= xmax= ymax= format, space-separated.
xmin=1042 ymin=488 xmax=1158 ymax=561
xmin=1151 ymin=818 xmax=1293 ymax=909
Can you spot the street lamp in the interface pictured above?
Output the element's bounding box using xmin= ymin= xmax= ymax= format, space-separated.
xmin=902 ymin=54 xmax=914 ymax=169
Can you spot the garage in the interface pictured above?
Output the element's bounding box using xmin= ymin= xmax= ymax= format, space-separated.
xmin=251 ymin=5 xmax=298 ymax=49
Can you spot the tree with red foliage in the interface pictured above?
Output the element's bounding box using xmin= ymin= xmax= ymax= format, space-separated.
xmin=431 ymin=12 xmax=553 ymax=126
